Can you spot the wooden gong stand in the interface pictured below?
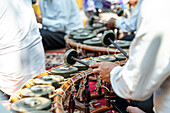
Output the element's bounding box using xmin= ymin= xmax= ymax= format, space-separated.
xmin=65 ymin=34 xmax=128 ymax=57
xmin=10 ymin=56 xmax=126 ymax=113
xmin=54 ymin=60 xmax=126 ymax=113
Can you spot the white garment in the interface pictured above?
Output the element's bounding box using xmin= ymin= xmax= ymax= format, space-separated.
xmin=113 ymin=0 xmax=129 ymax=4
xmin=39 ymin=0 xmax=83 ymax=34
xmin=116 ymin=0 xmax=142 ymax=32
xmin=110 ymin=0 xmax=170 ymax=113
xmin=0 ymin=0 xmax=46 ymax=95
xmin=0 ymin=103 xmax=9 ymax=113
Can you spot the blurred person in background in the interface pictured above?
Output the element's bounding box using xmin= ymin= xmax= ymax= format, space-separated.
xmin=38 ymin=0 xmax=83 ymax=50
xmin=83 ymin=0 xmax=129 ymax=17
xmin=105 ymin=0 xmax=140 ymax=41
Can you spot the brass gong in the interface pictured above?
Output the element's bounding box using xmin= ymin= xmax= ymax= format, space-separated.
xmin=83 ymin=37 xmax=102 ymax=46
xmin=50 ymin=66 xmax=78 ymax=77
xmin=11 ymin=97 xmax=51 ymax=113
xmin=92 ymin=23 xmax=104 ymax=29
xmin=73 ymin=59 xmax=96 ymax=71
xmin=33 ymin=75 xmax=64 ymax=88
xmin=21 ymin=85 xmax=55 ymax=98
xmin=25 ymin=110 xmax=51 ymax=113
xmin=109 ymin=40 xmax=131 ymax=48
xmin=72 ymin=33 xmax=96 ymax=42
xmin=93 ymin=55 xmax=116 ymax=62
xmin=70 ymin=29 xmax=92 ymax=37
xmin=114 ymin=53 xmax=127 ymax=60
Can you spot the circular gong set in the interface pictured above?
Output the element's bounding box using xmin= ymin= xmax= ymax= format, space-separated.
xmin=10 ymin=10 xmax=132 ymax=113
xmin=54 ymin=17 xmax=131 ymax=112
xmin=52 ymin=49 xmax=128 ymax=113
xmin=65 ymin=22 xmax=131 ymax=57
xmin=10 ymin=49 xmax=128 ymax=113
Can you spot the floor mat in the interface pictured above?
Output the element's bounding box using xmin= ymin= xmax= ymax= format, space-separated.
xmin=45 ymin=49 xmax=66 ymax=70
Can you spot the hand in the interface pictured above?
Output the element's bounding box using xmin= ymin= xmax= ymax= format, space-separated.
xmin=89 ymin=62 xmax=119 ymax=84
xmin=126 ymin=106 xmax=145 ymax=113
xmin=118 ymin=32 xmax=127 ymax=39
xmin=35 ymin=14 xmax=42 ymax=23
xmin=129 ymin=0 xmax=138 ymax=6
xmin=105 ymin=18 xmax=116 ymax=30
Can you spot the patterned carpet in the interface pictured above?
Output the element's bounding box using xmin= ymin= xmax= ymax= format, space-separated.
xmin=45 ymin=48 xmax=66 ymax=70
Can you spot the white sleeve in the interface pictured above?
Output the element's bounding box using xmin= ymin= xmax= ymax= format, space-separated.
xmin=41 ymin=0 xmax=67 ymax=32
xmin=110 ymin=2 xmax=170 ymax=100
xmin=116 ymin=0 xmax=142 ymax=32
xmin=66 ymin=0 xmax=83 ymax=33
xmin=42 ymin=17 xmax=66 ymax=32
xmin=116 ymin=14 xmax=137 ymax=32
xmin=0 ymin=103 xmax=9 ymax=113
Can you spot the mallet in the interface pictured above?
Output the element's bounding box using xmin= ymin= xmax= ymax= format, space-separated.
xmin=64 ymin=49 xmax=90 ymax=66
xmin=89 ymin=15 xmax=105 ymax=26
xmin=101 ymin=30 xmax=128 ymax=58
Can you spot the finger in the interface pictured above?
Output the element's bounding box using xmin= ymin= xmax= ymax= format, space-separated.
xmin=104 ymin=21 xmax=107 ymax=25
xmin=103 ymin=21 xmax=107 ymax=25
xmin=89 ymin=63 xmax=101 ymax=68
xmin=126 ymin=106 xmax=132 ymax=112
xmin=98 ymin=75 xmax=101 ymax=79
xmin=105 ymin=23 xmax=109 ymax=28
xmin=92 ymin=68 xmax=100 ymax=75
xmin=127 ymin=106 xmax=145 ymax=113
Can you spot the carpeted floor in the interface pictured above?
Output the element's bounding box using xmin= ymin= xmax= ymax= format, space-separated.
xmin=45 ymin=48 xmax=66 ymax=70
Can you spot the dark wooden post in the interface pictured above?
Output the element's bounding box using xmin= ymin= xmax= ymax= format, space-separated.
xmin=75 ymin=81 xmax=80 ymax=94
xmin=116 ymin=28 xmax=120 ymax=40
xmin=83 ymin=76 xmax=90 ymax=113
xmin=104 ymin=82 xmax=110 ymax=107
xmin=68 ymin=94 xmax=75 ymax=113
xmin=98 ymin=79 xmax=102 ymax=95
xmin=83 ymin=49 xmax=86 ymax=55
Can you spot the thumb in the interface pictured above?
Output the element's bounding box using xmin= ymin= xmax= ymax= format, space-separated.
xmin=126 ymin=106 xmax=145 ymax=113
xmin=89 ymin=62 xmax=101 ymax=68
xmin=92 ymin=68 xmax=100 ymax=75
xmin=126 ymin=106 xmax=133 ymax=112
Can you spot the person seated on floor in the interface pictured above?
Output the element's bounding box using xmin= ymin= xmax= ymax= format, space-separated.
xmin=83 ymin=0 xmax=107 ymax=17
xmin=0 ymin=0 xmax=46 ymax=101
xmin=90 ymin=0 xmax=170 ymax=113
xmin=105 ymin=0 xmax=140 ymax=41
xmin=37 ymin=0 xmax=83 ymax=50
xmin=84 ymin=0 xmax=129 ymax=17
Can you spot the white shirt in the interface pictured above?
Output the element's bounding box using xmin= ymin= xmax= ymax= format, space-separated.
xmin=39 ymin=0 xmax=83 ymax=34
xmin=110 ymin=0 xmax=170 ymax=113
xmin=0 ymin=0 xmax=45 ymax=95
xmin=116 ymin=0 xmax=142 ymax=32
xmin=0 ymin=103 xmax=9 ymax=113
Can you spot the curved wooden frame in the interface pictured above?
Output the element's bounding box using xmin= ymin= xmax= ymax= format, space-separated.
xmin=54 ymin=60 xmax=126 ymax=113
xmin=10 ymin=56 xmax=126 ymax=113
xmin=65 ymin=34 xmax=128 ymax=56
xmin=10 ymin=65 xmax=67 ymax=102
